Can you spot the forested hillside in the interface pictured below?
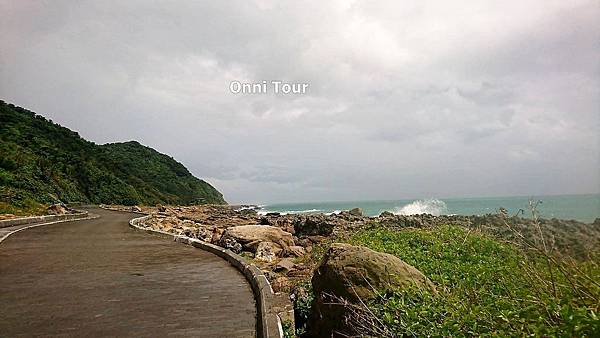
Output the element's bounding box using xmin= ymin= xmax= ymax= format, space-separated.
xmin=0 ymin=100 xmax=225 ymax=212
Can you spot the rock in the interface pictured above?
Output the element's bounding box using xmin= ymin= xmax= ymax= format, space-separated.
xmin=348 ymin=207 xmax=363 ymax=216
xmin=237 ymin=208 xmax=258 ymax=216
xmin=195 ymin=226 xmax=211 ymax=241
xmin=220 ymin=225 xmax=294 ymax=255
xmin=211 ymin=228 xmax=225 ymax=244
xmin=294 ymin=216 xmax=336 ymax=236
xmin=220 ymin=237 xmax=243 ymax=254
xmin=271 ymin=276 xmax=292 ymax=293
xmin=307 ymin=235 xmax=327 ymax=243
xmin=308 ymin=243 xmax=436 ymax=337
xmin=255 ymin=241 xmax=278 ymax=262
xmin=288 ymin=245 xmax=306 ymax=257
xmin=131 ymin=206 xmax=142 ymax=212
xmin=296 ymin=237 xmax=313 ymax=248
xmin=230 ymin=242 xmax=243 ymax=254
xmin=379 ymin=211 xmax=394 ymax=217
xmin=180 ymin=228 xmax=194 ymax=238
xmin=47 ymin=203 xmax=68 ymax=215
xmin=180 ymin=226 xmax=209 ymax=241
xmin=259 ymin=217 xmax=271 ymax=225
xmin=274 ymin=258 xmax=296 ymax=273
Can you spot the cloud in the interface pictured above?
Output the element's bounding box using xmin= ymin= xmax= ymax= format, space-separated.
xmin=1 ymin=0 xmax=598 ymax=203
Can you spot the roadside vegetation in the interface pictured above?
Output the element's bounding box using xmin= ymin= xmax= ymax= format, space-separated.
xmin=0 ymin=199 xmax=48 ymax=216
xmin=290 ymin=208 xmax=599 ymax=337
xmin=346 ymin=225 xmax=599 ymax=337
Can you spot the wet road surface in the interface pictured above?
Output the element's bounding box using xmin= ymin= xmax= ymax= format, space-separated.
xmin=0 ymin=208 xmax=256 ymax=337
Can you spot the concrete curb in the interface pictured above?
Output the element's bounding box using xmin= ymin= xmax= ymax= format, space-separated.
xmin=0 ymin=212 xmax=91 ymax=229
xmin=0 ymin=211 xmax=98 ymax=244
xmin=128 ymin=214 xmax=285 ymax=338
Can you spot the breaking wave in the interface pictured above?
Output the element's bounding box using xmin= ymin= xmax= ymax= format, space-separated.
xmin=258 ymin=208 xmax=321 ymax=215
xmin=393 ymin=199 xmax=448 ymax=216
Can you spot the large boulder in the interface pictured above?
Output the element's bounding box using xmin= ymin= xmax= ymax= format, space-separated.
xmin=379 ymin=210 xmax=394 ymax=218
xmin=348 ymin=207 xmax=363 ymax=216
xmin=294 ymin=215 xmax=337 ymax=236
xmin=47 ymin=203 xmax=68 ymax=215
xmin=220 ymin=225 xmax=294 ymax=255
xmin=308 ymin=243 xmax=436 ymax=337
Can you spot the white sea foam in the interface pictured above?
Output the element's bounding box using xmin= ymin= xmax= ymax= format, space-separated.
xmin=285 ymin=209 xmax=321 ymax=214
xmin=393 ymin=199 xmax=448 ymax=216
xmin=258 ymin=208 xmax=321 ymax=215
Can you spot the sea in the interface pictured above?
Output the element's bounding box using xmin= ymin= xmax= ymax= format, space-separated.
xmin=258 ymin=194 xmax=600 ymax=223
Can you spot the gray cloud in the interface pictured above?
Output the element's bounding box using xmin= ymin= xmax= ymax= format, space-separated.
xmin=1 ymin=0 xmax=598 ymax=203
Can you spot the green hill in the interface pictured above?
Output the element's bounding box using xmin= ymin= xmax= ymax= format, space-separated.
xmin=0 ymin=100 xmax=226 ymax=212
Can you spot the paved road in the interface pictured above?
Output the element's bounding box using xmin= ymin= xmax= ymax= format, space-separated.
xmin=0 ymin=208 xmax=256 ymax=337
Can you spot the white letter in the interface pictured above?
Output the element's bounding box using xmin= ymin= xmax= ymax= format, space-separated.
xmin=242 ymin=83 xmax=251 ymax=93
xmin=230 ymin=81 xmax=241 ymax=94
xmin=271 ymin=80 xmax=281 ymax=93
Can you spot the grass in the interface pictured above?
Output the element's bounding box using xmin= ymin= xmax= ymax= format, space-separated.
xmin=0 ymin=199 xmax=47 ymax=216
xmin=344 ymin=225 xmax=600 ymax=337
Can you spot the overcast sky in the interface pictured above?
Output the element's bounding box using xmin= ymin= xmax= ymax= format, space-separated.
xmin=1 ymin=1 xmax=599 ymax=203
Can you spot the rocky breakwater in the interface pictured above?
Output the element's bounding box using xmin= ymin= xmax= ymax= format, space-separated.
xmin=107 ymin=203 xmax=599 ymax=261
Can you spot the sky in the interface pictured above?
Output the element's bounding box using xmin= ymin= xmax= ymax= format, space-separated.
xmin=1 ymin=0 xmax=599 ymax=204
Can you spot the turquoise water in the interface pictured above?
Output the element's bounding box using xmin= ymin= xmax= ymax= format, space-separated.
xmin=260 ymin=194 xmax=600 ymax=223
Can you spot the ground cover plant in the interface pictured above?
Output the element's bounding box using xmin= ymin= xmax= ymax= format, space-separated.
xmin=344 ymin=224 xmax=599 ymax=337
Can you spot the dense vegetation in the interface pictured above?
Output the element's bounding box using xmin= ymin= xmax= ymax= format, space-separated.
xmin=344 ymin=225 xmax=599 ymax=337
xmin=287 ymin=214 xmax=599 ymax=337
xmin=0 ymin=100 xmax=225 ymax=213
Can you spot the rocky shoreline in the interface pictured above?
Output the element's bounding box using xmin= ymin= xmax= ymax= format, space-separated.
xmin=106 ymin=203 xmax=599 ymax=277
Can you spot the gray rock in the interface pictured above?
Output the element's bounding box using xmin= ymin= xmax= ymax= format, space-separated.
xmin=348 ymin=207 xmax=363 ymax=216
xmin=274 ymin=258 xmax=296 ymax=273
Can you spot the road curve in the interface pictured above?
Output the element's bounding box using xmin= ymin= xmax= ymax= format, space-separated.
xmin=0 ymin=208 xmax=256 ymax=337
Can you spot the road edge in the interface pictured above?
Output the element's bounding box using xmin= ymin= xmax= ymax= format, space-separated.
xmin=0 ymin=211 xmax=98 ymax=244
xmin=0 ymin=212 xmax=92 ymax=229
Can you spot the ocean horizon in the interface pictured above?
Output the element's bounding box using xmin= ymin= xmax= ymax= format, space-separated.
xmin=258 ymin=193 xmax=600 ymax=223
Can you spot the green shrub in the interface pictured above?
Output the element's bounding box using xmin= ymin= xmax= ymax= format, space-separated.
xmin=292 ymin=280 xmax=315 ymax=337
xmin=347 ymin=225 xmax=600 ymax=337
